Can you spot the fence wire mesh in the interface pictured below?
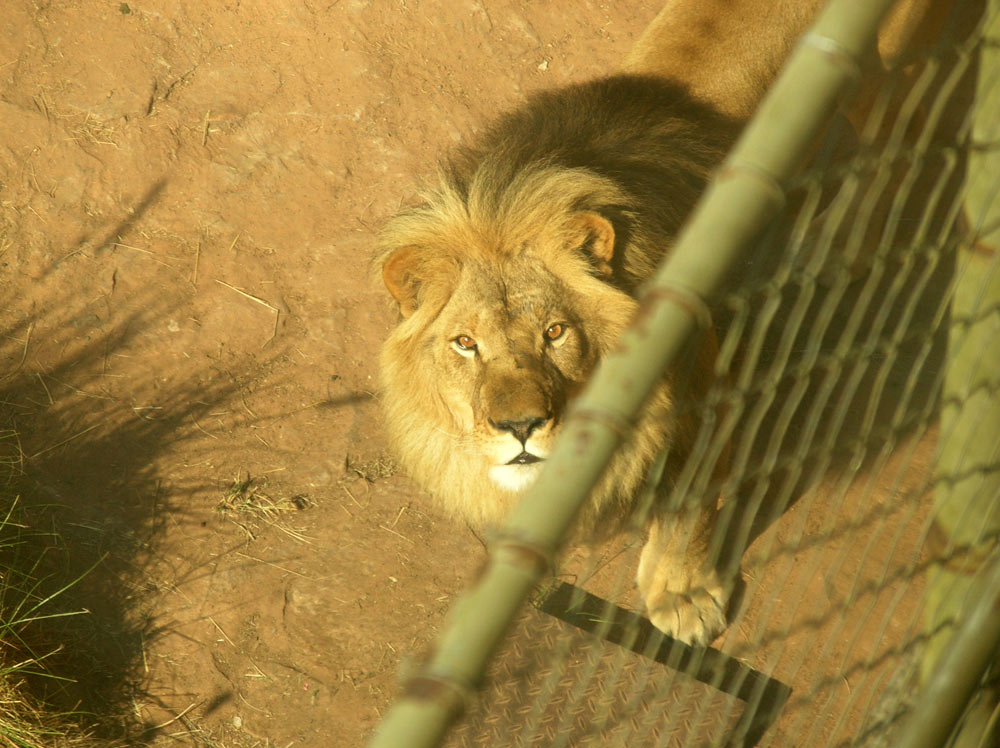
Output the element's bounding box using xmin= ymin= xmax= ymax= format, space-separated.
xmin=376 ymin=2 xmax=1000 ymax=747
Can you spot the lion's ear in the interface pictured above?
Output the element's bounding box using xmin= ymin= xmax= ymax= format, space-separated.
xmin=573 ymin=211 xmax=616 ymax=276
xmin=382 ymin=246 xmax=423 ymax=318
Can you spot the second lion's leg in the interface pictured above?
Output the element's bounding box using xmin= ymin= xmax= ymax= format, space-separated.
xmin=636 ymin=498 xmax=731 ymax=646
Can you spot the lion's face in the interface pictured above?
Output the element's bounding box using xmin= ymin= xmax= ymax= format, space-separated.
xmin=378 ymin=188 xmax=644 ymax=526
xmin=423 ymin=251 xmax=605 ymax=494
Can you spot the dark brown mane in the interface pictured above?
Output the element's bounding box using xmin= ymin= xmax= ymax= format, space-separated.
xmin=445 ymin=74 xmax=741 ymax=282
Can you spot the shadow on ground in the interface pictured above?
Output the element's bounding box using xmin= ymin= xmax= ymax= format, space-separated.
xmin=1 ymin=276 xmax=249 ymax=740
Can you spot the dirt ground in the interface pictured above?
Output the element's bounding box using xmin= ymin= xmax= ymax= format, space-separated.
xmin=0 ymin=2 xmax=944 ymax=747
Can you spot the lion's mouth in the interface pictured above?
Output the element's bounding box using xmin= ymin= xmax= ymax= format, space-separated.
xmin=507 ymin=452 xmax=543 ymax=466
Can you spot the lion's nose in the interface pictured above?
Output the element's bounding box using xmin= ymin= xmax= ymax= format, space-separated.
xmin=490 ymin=416 xmax=549 ymax=445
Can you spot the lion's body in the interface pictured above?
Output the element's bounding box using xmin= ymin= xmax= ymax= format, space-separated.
xmin=379 ymin=77 xmax=735 ymax=537
xmin=377 ymin=0 xmax=958 ymax=645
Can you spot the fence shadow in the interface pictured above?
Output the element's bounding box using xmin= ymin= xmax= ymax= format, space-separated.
xmin=704 ymin=14 xmax=980 ymax=564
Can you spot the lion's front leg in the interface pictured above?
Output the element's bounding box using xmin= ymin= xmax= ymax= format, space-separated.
xmin=636 ymin=503 xmax=732 ymax=646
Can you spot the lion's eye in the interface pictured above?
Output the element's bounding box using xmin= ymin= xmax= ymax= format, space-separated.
xmin=544 ymin=323 xmax=566 ymax=342
xmin=453 ymin=335 xmax=477 ymax=351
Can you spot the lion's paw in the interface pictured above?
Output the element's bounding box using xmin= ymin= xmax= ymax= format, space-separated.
xmin=644 ymin=581 xmax=729 ymax=647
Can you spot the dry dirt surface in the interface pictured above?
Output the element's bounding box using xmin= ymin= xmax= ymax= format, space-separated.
xmin=1 ymin=1 xmax=660 ymax=745
xmin=1 ymin=2 xmax=940 ymax=748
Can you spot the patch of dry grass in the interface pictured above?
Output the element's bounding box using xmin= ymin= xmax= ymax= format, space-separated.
xmin=345 ymin=454 xmax=398 ymax=483
xmin=0 ymin=495 xmax=99 ymax=748
xmin=217 ymin=473 xmax=314 ymax=543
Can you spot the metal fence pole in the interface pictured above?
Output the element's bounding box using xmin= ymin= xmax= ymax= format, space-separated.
xmin=894 ymin=553 xmax=1000 ymax=748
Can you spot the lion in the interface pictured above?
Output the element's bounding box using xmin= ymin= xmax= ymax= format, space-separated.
xmin=376 ymin=0 xmax=962 ymax=646
xmin=377 ymin=75 xmax=738 ymax=645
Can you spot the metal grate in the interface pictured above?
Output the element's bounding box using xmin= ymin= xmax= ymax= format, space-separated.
xmin=446 ymin=584 xmax=791 ymax=748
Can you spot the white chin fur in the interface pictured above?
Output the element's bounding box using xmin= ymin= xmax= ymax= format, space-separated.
xmin=489 ymin=464 xmax=542 ymax=493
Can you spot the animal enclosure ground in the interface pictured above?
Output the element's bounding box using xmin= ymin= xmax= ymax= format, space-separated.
xmin=1 ymin=2 xmax=939 ymax=747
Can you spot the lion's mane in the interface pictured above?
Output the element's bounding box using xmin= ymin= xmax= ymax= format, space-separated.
xmin=378 ymin=74 xmax=737 ymax=533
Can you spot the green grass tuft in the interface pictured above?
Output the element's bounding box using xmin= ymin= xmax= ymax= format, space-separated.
xmin=1 ymin=434 xmax=97 ymax=748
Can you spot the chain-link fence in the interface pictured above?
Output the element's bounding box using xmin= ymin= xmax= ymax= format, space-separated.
xmin=369 ymin=1 xmax=1000 ymax=746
